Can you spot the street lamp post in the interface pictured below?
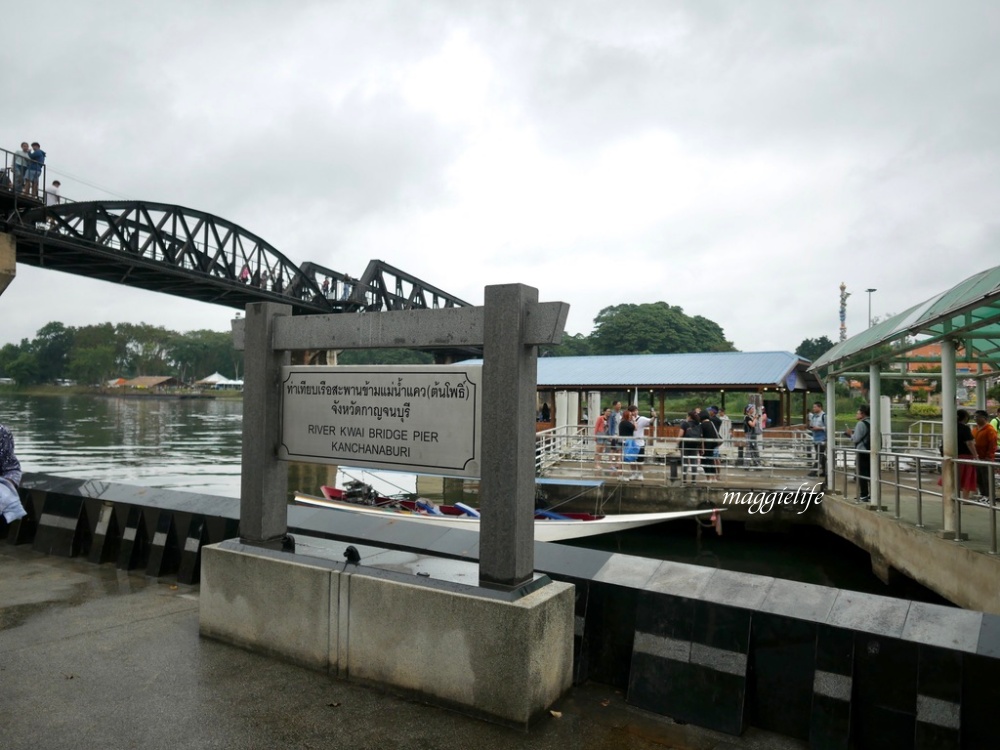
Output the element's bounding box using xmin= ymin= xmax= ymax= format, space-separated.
xmin=866 ymin=288 xmax=877 ymax=327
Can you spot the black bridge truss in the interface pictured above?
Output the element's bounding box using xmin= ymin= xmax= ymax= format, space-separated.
xmin=8 ymin=201 xmax=471 ymax=317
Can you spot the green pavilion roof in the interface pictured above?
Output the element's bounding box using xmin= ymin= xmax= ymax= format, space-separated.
xmin=810 ymin=265 xmax=1000 ymax=377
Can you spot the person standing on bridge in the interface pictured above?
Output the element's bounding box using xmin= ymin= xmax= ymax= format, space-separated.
xmin=12 ymin=142 xmax=29 ymax=193
xmin=0 ymin=423 xmax=28 ymax=533
xmin=46 ymin=179 xmax=61 ymax=206
xmin=45 ymin=180 xmax=61 ymax=228
xmin=25 ymin=142 xmax=45 ymax=198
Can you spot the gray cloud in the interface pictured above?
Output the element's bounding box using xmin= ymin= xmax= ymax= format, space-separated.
xmin=3 ymin=1 xmax=1000 ymax=353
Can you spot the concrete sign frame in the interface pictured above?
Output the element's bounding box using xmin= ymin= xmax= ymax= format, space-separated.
xmin=235 ymin=284 xmax=569 ymax=590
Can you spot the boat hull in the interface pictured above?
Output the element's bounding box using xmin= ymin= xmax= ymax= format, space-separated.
xmin=293 ymin=492 xmax=715 ymax=542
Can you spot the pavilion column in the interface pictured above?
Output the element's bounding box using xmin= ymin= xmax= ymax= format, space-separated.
xmin=941 ymin=339 xmax=957 ymax=533
xmin=869 ymin=363 xmax=882 ymax=508
xmin=977 ymin=363 xmax=987 ymax=411
xmin=555 ymin=390 xmax=571 ymax=430
xmin=588 ymin=391 xmax=602 ymax=432
xmin=825 ymin=377 xmax=836 ymax=479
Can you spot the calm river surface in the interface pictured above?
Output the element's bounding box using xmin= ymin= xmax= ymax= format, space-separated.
xmin=2 ymin=393 xmax=948 ymax=603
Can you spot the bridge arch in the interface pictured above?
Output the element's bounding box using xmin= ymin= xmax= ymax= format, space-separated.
xmin=10 ymin=200 xmax=472 ymax=316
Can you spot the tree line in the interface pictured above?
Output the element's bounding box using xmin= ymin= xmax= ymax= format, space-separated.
xmin=0 ymin=322 xmax=244 ymax=387
xmin=0 ymin=303 xmax=738 ymax=386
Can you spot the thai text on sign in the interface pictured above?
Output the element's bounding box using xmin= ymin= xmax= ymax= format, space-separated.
xmin=279 ymin=365 xmax=482 ymax=477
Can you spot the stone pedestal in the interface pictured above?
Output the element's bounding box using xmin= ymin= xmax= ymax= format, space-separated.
xmin=200 ymin=540 xmax=575 ymax=728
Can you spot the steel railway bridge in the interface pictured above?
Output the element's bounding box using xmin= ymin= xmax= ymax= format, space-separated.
xmin=1 ymin=194 xmax=471 ymax=330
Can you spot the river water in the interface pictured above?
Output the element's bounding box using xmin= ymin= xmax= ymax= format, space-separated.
xmin=1 ymin=393 xmax=948 ymax=603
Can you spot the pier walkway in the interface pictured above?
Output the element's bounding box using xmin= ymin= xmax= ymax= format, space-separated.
xmin=0 ymin=539 xmax=800 ymax=750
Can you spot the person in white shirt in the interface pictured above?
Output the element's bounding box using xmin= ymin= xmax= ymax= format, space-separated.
xmin=628 ymin=405 xmax=654 ymax=480
xmin=46 ymin=179 xmax=61 ymax=206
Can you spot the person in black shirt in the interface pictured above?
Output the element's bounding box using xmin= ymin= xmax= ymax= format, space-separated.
xmin=845 ymin=405 xmax=872 ymax=501
xmin=680 ymin=410 xmax=703 ymax=481
xmin=743 ymin=405 xmax=761 ymax=467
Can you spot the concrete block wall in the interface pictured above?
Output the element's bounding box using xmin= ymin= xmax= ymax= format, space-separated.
xmin=8 ymin=474 xmax=239 ymax=583
xmin=12 ymin=476 xmax=1000 ymax=745
xmin=544 ymin=553 xmax=996 ymax=747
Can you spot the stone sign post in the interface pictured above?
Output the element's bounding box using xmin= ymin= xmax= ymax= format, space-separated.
xmin=235 ymin=283 xmax=568 ymax=590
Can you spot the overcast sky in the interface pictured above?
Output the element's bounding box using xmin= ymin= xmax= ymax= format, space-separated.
xmin=3 ymin=1 xmax=998 ymax=355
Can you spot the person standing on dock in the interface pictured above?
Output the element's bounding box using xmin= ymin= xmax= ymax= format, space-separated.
xmin=808 ymin=401 xmax=827 ymax=477
xmin=973 ymin=410 xmax=997 ymax=501
xmin=700 ymin=410 xmax=721 ymax=480
xmin=606 ymin=400 xmax=623 ymax=468
xmin=845 ymin=405 xmax=872 ymax=501
xmin=0 ymin=423 xmax=28 ymax=531
xmin=618 ymin=409 xmax=636 ymax=477
xmin=594 ymin=407 xmax=611 ymax=469
xmin=680 ymin=410 xmax=704 ymax=481
xmin=629 ymin=404 xmax=653 ymax=479
xmin=743 ymin=405 xmax=761 ymax=467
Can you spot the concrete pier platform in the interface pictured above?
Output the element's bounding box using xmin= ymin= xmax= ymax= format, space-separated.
xmin=0 ymin=542 xmax=803 ymax=750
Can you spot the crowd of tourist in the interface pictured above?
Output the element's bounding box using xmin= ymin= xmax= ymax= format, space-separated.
xmin=593 ymin=402 xmax=738 ymax=482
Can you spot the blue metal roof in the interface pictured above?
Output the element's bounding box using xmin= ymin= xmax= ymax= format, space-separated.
xmin=462 ymin=351 xmax=819 ymax=390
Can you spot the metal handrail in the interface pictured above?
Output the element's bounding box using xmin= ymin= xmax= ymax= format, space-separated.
xmin=831 ymin=445 xmax=999 ymax=554
xmin=534 ymin=427 xmax=817 ymax=484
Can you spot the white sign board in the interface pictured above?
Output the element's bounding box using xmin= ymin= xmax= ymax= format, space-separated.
xmin=280 ymin=365 xmax=482 ymax=477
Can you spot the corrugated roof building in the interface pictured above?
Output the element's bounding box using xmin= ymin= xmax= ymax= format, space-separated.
xmin=460 ymin=351 xmax=822 ymax=426
xmin=123 ymin=376 xmax=181 ymax=389
xmin=463 ymin=351 xmax=820 ymax=391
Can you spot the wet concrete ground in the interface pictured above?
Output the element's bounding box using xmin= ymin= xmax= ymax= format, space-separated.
xmin=0 ymin=542 xmax=805 ymax=750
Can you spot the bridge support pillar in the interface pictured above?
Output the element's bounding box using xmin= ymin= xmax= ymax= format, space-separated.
xmin=0 ymin=232 xmax=15 ymax=295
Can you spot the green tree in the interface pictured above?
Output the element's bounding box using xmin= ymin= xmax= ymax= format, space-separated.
xmin=796 ymin=336 xmax=835 ymax=361
xmin=339 ymin=348 xmax=433 ymax=365
xmin=67 ymin=345 xmax=118 ymax=386
xmin=168 ymin=329 xmax=243 ymax=381
xmin=7 ymin=351 xmax=40 ymax=385
xmin=543 ymin=332 xmax=592 ymax=357
xmin=73 ymin=323 xmax=128 ymax=377
xmin=0 ymin=341 xmax=29 ymax=377
xmin=33 ymin=321 xmax=75 ymax=383
xmin=589 ymin=302 xmax=735 ymax=355
xmin=117 ymin=323 xmax=172 ymax=376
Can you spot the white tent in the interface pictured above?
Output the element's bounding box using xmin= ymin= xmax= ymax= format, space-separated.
xmin=194 ymin=372 xmax=229 ymax=387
